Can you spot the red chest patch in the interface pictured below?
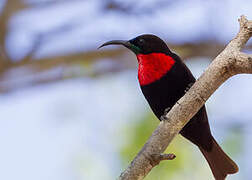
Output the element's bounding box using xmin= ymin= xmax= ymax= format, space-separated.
xmin=137 ymin=53 xmax=175 ymax=86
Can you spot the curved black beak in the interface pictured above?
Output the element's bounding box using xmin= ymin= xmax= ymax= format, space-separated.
xmin=98 ymin=40 xmax=131 ymax=49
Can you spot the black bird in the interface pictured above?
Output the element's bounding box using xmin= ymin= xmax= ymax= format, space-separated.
xmin=99 ymin=34 xmax=238 ymax=180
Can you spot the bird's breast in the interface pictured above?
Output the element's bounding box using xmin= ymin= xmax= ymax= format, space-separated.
xmin=137 ymin=53 xmax=175 ymax=86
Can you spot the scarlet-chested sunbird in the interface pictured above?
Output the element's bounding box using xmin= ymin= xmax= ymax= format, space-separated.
xmin=99 ymin=34 xmax=238 ymax=180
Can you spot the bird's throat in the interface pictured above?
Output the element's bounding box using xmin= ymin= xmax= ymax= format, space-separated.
xmin=137 ymin=53 xmax=175 ymax=86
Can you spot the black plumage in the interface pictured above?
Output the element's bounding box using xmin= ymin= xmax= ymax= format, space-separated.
xmin=100 ymin=34 xmax=238 ymax=180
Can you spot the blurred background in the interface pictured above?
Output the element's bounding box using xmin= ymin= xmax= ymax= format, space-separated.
xmin=0 ymin=0 xmax=252 ymax=179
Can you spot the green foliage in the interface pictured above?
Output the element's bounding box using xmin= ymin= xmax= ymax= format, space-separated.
xmin=120 ymin=112 xmax=158 ymax=164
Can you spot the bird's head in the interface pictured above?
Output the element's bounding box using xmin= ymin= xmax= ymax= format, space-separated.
xmin=99 ymin=34 xmax=171 ymax=55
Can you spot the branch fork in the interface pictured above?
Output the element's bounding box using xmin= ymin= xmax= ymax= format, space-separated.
xmin=149 ymin=153 xmax=176 ymax=166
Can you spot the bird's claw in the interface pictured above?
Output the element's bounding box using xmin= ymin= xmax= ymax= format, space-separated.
xmin=184 ymin=82 xmax=194 ymax=93
xmin=164 ymin=107 xmax=171 ymax=114
xmin=160 ymin=115 xmax=168 ymax=121
xmin=160 ymin=107 xmax=171 ymax=121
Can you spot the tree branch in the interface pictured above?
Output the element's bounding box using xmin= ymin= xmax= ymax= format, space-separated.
xmin=119 ymin=15 xmax=252 ymax=180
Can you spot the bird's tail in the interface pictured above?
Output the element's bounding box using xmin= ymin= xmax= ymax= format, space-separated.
xmin=199 ymin=137 xmax=239 ymax=180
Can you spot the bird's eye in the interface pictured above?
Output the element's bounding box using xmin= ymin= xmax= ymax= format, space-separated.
xmin=138 ymin=39 xmax=145 ymax=45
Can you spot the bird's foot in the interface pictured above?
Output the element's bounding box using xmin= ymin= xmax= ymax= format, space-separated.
xmin=160 ymin=115 xmax=168 ymax=121
xmin=184 ymin=82 xmax=194 ymax=93
xmin=164 ymin=107 xmax=171 ymax=114
xmin=160 ymin=107 xmax=171 ymax=121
